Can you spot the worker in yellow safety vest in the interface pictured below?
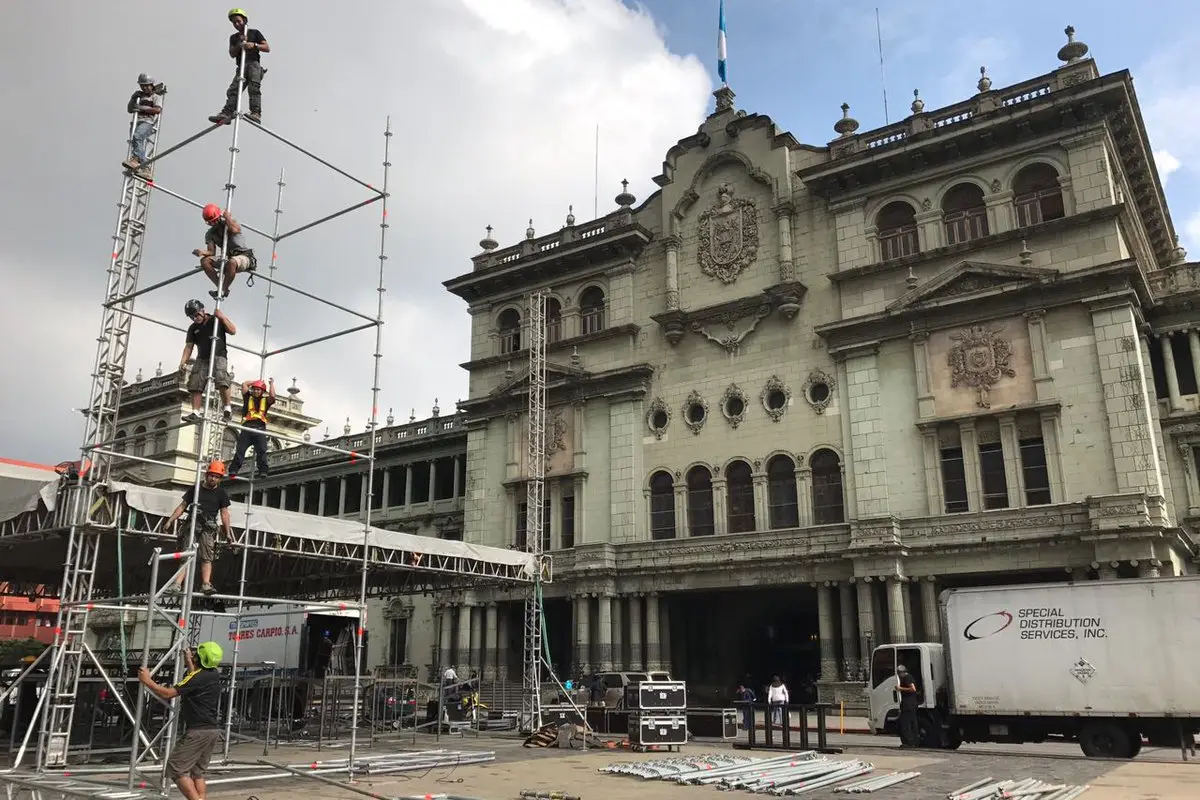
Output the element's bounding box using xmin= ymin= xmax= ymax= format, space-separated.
xmin=229 ymin=378 xmax=276 ymax=480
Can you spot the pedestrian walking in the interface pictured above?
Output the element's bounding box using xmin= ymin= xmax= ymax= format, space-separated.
xmin=766 ymin=675 xmax=789 ymax=727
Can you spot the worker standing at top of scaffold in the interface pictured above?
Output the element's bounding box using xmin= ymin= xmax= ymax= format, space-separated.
xmin=181 ymin=299 xmax=236 ymax=423
xmin=164 ymin=461 xmax=234 ymax=596
xmin=229 ymin=377 xmax=276 ymax=480
xmin=208 ymin=8 xmax=269 ymax=125
xmin=121 ymin=73 xmax=161 ymax=178
xmin=194 ymin=204 xmax=256 ymax=300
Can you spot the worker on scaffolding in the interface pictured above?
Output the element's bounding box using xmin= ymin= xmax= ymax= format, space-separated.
xmin=137 ymin=641 xmax=224 ymax=800
xmin=229 ymin=377 xmax=276 ymax=480
xmin=208 ymin=8 xmax=269 ymax=125
xmin=194 ymin=204 xmax=256 ymax=300
xmin=121 ymin=73 xmax=162 ymax=178
xmin=181 ymin=299 xmax=236 ymax=423
xmin=164 ymin=461 xmax=234 ymax=596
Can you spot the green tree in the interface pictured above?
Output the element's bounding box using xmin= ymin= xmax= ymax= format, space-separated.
xmin=0 ymin=638 xmax=48 ymax=668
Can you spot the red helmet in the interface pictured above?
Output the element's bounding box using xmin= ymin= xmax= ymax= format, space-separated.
xmin=202 ymin=203 xmax=222 ymax=223
xmin=250 ymin=380 xmax=267 ymax=391
xmin=206 ymin=460 xmax=227 ymax=477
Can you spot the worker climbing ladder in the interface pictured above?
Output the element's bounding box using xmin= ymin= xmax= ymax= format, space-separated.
xmin=36 ymin=91 xmax=170 ymax=770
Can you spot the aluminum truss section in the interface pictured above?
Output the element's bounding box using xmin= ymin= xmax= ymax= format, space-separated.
xmin=521 ymin=289 xmax=550 ymax=733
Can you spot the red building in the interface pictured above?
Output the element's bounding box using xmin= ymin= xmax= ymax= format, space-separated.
xmin=0 ymin=458 xmax=61 ymax=644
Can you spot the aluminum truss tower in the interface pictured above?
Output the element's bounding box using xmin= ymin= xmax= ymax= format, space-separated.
xmin=521 ymin=289 xmax=550 ymax=733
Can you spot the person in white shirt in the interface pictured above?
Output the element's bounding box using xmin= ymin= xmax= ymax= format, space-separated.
xmin=766 ymin=675 xmax=789 ymax=726
xmin=442 ymin=667 xmax=458 ymax=684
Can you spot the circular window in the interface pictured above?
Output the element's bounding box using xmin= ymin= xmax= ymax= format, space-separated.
xmin=651 ymin=409 xmax=669 ymax=429
xmin=807 ymin=381 xmax=830 ymax=404
xmin=725 ymin=395 xmax=744 ymax=417
xmin=686 ymin=403 xmax=706 ymax=424
xmin=765 ymin=389 xmax=787 ymax=411
xmin=646 ymin=398 xmax=671 ymax=439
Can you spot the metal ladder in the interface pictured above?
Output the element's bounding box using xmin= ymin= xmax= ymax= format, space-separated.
xmin=1 ymin=771 xmax=161 ymax=799
xmin=521 ymin=289 xmax=549 ymax=733
xmin=36 ymin=93 xmax=168 ymax=771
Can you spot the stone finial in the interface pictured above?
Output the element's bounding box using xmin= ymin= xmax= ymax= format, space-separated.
xmin=343 ymin=417 xmax=351 ymax=436
xmin=565 ymin=205 xmax=576 ymax=227
xmin=432 ymin=397 xmax=440 ymax=417
xmin=1020 ymin=239 xmax=1033 ymax=266
xmin=135 ymin=367 xmax=143 ymax=382
xmin=1057 ymin=25 xmax=1089 ymax=64
xmin=303 ymin=430 xmax=311 ymax=443
xmin=386 ymin=407 xmax=395 ymax=426
xmin=407 ymin=408 xmax=415 ymax=422
xmin=713 ymin=85 xmax=736 ymax=113
xmin=323 ymin=426 xmax=330 ymax=440
xmin=905 ymin=266 xmax=919 ymax=290
xmin=479 ymin=224 xmax=498 ymax=251
xmin=525 ymin=219 xmax=536 ymax=240
xmin=834 ymin=103 xmax=859 ymax=137
xmin=570 ymin=345 xmax=582 ymax=369
xmin=155 ymin=361 xmax=163 ymax=377
xmin=977 ymin=66 xmax=992 ymax=93
xmin=287 ymin=377 xmax=300 ymax=395
xmin=910 ymin=89 xmax=924 ymax=115
xmin=1171 ymin=235 xmax=1188 ymax=265
xmin=615 ymin=179 xmax=636 ymax=208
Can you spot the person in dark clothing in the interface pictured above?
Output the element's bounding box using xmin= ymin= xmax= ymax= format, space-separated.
xmin=735 ymin=683 xmax=757 ymax=730
xmin=229 ymin=377 xmax=275 ymax=479
xmin=209 ymin=8 xmax=269 ymax=125
xmin=122 ymin=73 xmax=162 ymax=177
xmin=895 ymin=664 xmax=922 ymax=747
xmin=138 ymin=641 xmax=224 ymax=800
xmin=164 ymin=461 xmax=234 ymax=595
xmin=181 ymin=299 xmax=237 ymax=423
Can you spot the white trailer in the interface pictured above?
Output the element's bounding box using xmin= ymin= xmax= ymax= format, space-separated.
xmin=867 ymin=576 xmax=1200 ymax=758
xmin=192 ymin=605 xmax=360 ymax=673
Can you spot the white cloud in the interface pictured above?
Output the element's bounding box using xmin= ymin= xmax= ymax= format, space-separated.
xmin=0 ymin=0 xmax=712 ymax=462
xmin=1184 ymin=211 xmax=1200 ymax=253
xmin=1154 ymin=150 xmax=1181 ymax=185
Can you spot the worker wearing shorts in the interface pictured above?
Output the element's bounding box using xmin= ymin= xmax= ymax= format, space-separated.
xmin=194 ymin=204 xmax=257 ymax=301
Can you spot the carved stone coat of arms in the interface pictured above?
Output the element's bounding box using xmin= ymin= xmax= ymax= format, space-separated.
xmin=948 ymin=325 xmax=1015 ymax=409
xmin=697 ymin=184 xmax=759 ymax=284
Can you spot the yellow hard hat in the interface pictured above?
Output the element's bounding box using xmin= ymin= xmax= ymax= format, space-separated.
xmin=196 ymin=641 xmax=223 ymax=669
xmin=228 ymin=8 xmax=249 ymax=21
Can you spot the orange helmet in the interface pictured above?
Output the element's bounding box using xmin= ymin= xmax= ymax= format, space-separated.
xmin=206 ymin=460 xmax=227 ymax=477
xmin=250 ymin=380 xmax=267 ymax=391
xmin=202 ymin=203 xmax=222 ymax=223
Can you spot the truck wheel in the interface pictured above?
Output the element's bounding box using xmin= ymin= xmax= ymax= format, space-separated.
xmin=1079 ymin=722 xmax=1134 ymax=759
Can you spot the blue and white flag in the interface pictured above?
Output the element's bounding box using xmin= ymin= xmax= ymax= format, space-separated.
xmin=717 ymin=0 xmax=728 ymax=84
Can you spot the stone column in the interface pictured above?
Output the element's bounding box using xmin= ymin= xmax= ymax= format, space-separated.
xmin=1189 ymin=331 xmax=1200 ymax=386
xmin=660 ymin=599 xmax=673 ymax=673
xmin=596 ymin=593 xmax=613 ymax=671
xmin=838 ymin=582 xmax=858 ymax=679
xmin=484 ymin=603 xmax=499 ymax=680
xmin=958 ymin=421 xmax=982 ymax=512
xmin=795 ymin=464 xmax=812 ymax=526
xmin=628 ymin=594 xmax=643 ymax=670
xmin=1161 ymin=334 xmax=1183 ymax=412
xmin=664 ymin=235 xmax=681 ymax=311
xmin=452 ymin=456 xmax=461 ymax=499
xmin=469 ymin=604 xmax=483 ymax=673
xmin=1137 ymin=559 xmax=1162 ymax=578
xmin=404 ymin=465 xmax=414 ymax=511
xmin=337 ymin=477 xmax=347 ymax=515
xmin=438 ymin=604 xmax=453 ymax=673
xmin=497 ymin=607 xmax=510 ymax=681
xmin=317 ymin=480 xmax=327 ymax=516
xmin=674 ymin=482 xmax=688 ymax=537
xmin=774 ymin=202 xmax=796 ymax=281
xmin=611 ymin=596 xmax=624 ymax=670
xmin=855 ymin=579 xmax=876 ymax=669
xmin=920 ymin=577 xmax=940 ymax=642
xmin=888 ymin=578 xmax=909 ymax=643
xmin=645 ymin=593 xmax=662 ymax=671
xmin=298 ymin=483 xmax=308 ymax=512
xmin=816 ymin=582 xmax=837 ymax=681
xmin=456 ymin=603 xmax=471 ymax=673
xmin=712 ymin=477 xmax=728 ymax=536
xmin=379 ymin=470 xmax=389 ymax=509
xmin=1025 ymin=309 xmax=1055 ymax=401
xmin=574 ymin=594 xmax=591 ymax=677
xmin=843 ymin=344 xmax=889 ymax=517
xmin=751 ymin=468 xmax=769 ymax=531
xmin=427 ymin=459 xmax=438 ymax=508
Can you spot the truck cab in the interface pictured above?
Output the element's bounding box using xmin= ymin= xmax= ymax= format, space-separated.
xmin=867 ymin=642 xmax=950 ymax=746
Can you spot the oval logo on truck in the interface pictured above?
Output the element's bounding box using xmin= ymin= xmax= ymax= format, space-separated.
xmin=963 ymin=610 xmax=1013 ymax=640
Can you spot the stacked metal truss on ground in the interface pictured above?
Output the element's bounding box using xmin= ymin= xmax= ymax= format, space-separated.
xmin=948 ymin=777 xmax=1090 ymax=799
xmin=600 ymin=752 xmax=908 ymax=795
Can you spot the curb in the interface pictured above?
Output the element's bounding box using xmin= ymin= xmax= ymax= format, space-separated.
xmin=751 ymin=724 xmax=873 ymax=735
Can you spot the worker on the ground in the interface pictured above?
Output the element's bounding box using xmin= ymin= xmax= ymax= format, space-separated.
xmin=181 ymin=300 xmax=236 ymax=423
xmin=138 ymin=641 xmax=224 ymax=800
xmin=895 ymin=664 xmax=921 ymax=747
xmin=193 ymin=205 xmax=256 ymax=300
xmin=122 ymin=73 xmax=161 ymax=178
xmin=229 ymin=378 xmax=276 ymax=479
xmin=164 ymin=461 xmax=234 ymax=596
xmin=208 ymin=8 xmax=269 ymax=125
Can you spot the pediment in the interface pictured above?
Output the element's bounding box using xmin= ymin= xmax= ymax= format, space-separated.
xmin=886 ymin=261 xmax=1058 ymax=313
xmin=488 ymin=361 xmax=589 ymax=398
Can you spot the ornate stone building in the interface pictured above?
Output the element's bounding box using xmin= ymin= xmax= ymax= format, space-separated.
xmin=440 ymin=27 xmax=1200 ymax=698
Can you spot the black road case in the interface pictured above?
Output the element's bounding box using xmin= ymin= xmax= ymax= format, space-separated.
xmin=625 ymin=680 xmax=687 ymax=711
xmin=629 ymin=714 xmax=688 ymax=748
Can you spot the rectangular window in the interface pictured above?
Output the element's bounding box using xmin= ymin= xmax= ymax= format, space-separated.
xmin=440 ymin=528 xmax=463 ymax=541
xmin=546 ymin=316 xmax=562 ymax=344
xmin=500 ymin=329 xmax=520 ymax=354
xmin=540 ymin=503 xmax=551 ymax=552
xmin=388 ymin=617 xmax=408 ymax=667
xmin=515 ymin=502 xmax=527 ymax=549
xmin=560 ymin=493 xmax=575 ymax=549
xmin=581 ymin=308 xmax=605 ymax=335
xmin=943 ymin=209 xmax=988 ymax=245
xmin=978 ymin=441 xmax=1009 ymax=510
xmin=879 ymin=226 xmax=919 ymax=262
xmin=1020 ymin=436 xmax=1052 ymax=505
xmin=940 ymin=447 xmax=969 ymax=513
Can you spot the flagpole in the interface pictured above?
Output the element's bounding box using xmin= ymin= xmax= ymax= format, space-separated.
xmin=717 ymin=0 xmax=728 ymax=87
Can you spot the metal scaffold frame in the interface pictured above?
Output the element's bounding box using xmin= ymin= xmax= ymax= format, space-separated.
xmin=1 ymin=52 xmax=400 ymax=794
xmin=520 ymin=289 xmax=549 ymax=733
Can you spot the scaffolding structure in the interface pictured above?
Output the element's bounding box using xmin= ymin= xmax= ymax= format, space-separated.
xmin=0 ymin=55 xmax=533 ymax=798
xmin=521 ymin=290 xmax=549 ymax=733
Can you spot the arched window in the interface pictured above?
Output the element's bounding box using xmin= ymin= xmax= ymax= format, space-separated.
xmin=942 ymin=183 xmax=989 ymax=245
xmin=580 ymin=286 xmax=606 ymax=335
xmin=497 ymin=308 xmax=521 ymax=354
xmin=545 ymin=297 xmax=563 ymax=344
xmin=686 ymin=465 xmax=715 ymax=537
xmin=811 ymin=449 xmax=845 ymax=525
xmin=115 ymin=429 xmax=127 ymax=454
xmin=725 ymin=460 xmax=755 ymax=533
xmin=153 ymin=420 xmax=168 ymax=454
xmin=133 ymin=425 xmax=148 ymax=458
xmin=649 ymin=471 xmax=676 ymax=540
xmin=1012 ymin=163 xmax=1065 ymax=227
xmin=876 ymin=201 xmax=919 ymax=262
xmin=767 ymin=454 xmax=799 ymax=529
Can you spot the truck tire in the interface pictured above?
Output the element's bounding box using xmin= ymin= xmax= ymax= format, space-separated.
xmin=1079 ymin=722 xmax=1134 ymax=759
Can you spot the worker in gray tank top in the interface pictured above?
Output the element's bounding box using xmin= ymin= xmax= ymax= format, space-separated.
xmin=194 ymin=203 xmax=256 ymax=300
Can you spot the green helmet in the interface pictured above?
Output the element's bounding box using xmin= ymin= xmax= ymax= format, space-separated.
xmin=196 ymin=641 xmax=223 ymax=669
xmin=228 ymin=7 xmax=248 ymax=21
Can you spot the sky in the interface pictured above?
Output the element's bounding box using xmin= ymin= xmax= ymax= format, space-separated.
xmin=0 ymin=0 xmax=1196 ymax=463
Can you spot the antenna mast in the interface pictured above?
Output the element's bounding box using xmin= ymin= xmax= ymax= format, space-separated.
xmin=593 ymin=124 xmax=599 ymax=219
xmin=876 ymin=8 xmax=890 ymax=124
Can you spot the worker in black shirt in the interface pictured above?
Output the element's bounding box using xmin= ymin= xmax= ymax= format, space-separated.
xmin=122 ymin=73 xmax=161 ymax=177
xmin=229 ymin=377 xmax=276 ymax=479
xmin=208 ymin=8 xmax=269 ymax=125
xmin=895 ymin=664 xmax=922 ymax=747
xmin=164 ymin=461 xmax=234 ymax=596
xmin=139 ymin=641 xmax=224 ymax=800
xmin=181 ymin=300 xmax=237 ymax=423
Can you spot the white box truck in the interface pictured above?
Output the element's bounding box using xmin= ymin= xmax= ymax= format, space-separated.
xmin=867 ymin=576 xmax=1200 ymax=758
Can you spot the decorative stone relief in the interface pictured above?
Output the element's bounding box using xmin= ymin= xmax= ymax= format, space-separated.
xmin=682 ymin=389 xmax=709 ymax=435
xmin=691 ymin=304 xmax=771 ymax=355
xmin=646 ymin=397 xmax=671 ymax=440
xmin=697 ymin=184 xmax=760 ymax=285
xmin=948 ymin=325 xmax=1016 ymax=409
xmin=802 ymin=369 xmax=837 ymax=414
xmin=920 ymin=198 xmax=932 ymax=211
xmin=721 ymin=384 xmax=748 ymax=429
xmin=990 ymin=178 xmax=1002 ymax=193
xmin=760 ymin=375 xmax=791 ymax=422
